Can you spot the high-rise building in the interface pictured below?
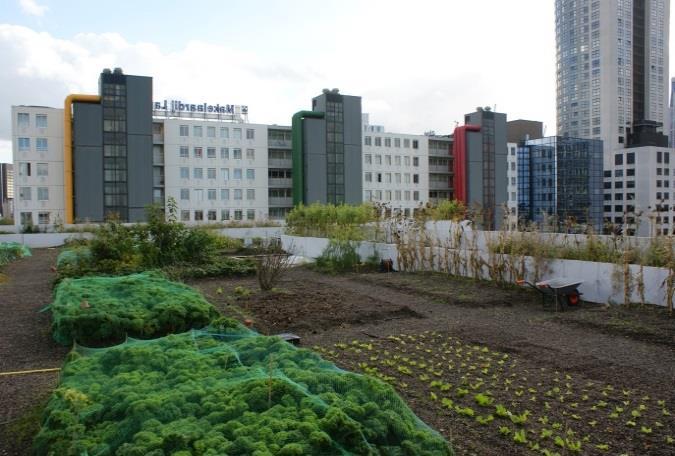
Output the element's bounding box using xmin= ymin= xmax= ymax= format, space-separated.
xmin=555 ymin=0 xmax=670 ymax=159
xmin=517 ymin=137 xmax=604 ymax=232
xmin=292 ymin=89 xmax=363 ymax=205
xmin=0 ymin=163 xmax=13 ymax=219
xmin=453 ymin=107 xmax=508 ymax=230
xmin=670 ymin=77 xmax=675 ymax=147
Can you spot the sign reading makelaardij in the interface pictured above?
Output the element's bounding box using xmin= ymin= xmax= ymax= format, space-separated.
xmin=154 ymin=100 xmax=248 ymax=115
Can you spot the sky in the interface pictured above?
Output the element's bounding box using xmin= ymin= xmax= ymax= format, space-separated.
xmin=0 ymin=0 xmax=673 ymax=163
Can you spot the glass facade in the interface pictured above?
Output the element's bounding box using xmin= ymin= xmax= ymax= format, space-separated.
xmin=101 ymin=73 xmax=128 ymax=220
xmin=325 ymin=99 xmax=345 ymax=204
xmin=518 ymin=137 xmax=603 ymax=231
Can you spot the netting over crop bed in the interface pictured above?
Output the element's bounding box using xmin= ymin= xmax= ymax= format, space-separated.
xmin=34 ymin=320 xmax=452 ymax=455
xmin=46 ymin=272 xmax=218 ymax=346
xmin=0 ymin=241 xmax=31 ymax=267
xmin=56 ymin=247 xmax=92 ymax=270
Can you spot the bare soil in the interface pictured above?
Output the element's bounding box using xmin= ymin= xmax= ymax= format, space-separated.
xmin=192 ymin=268 xmax=675 ymax=456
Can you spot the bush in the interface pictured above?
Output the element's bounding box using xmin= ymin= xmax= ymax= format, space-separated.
xmin=47 ymin=272 xmax=218 ymax=346
xmin=286 ymin=203 xmax=377 ymax=239
xmin=34 ymin=326 xmax=452 ymax=455
xmin=163 ymin=257 xmax=256 ymax=280
xmin=0 ymin=242 xmax=31 ymax=268
xmin=315 ymin=239 xmax=361 ymax=273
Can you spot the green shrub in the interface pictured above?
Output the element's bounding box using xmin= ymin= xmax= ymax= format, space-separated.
xmin=47 ymin=272 xmax=218 ymax=346
xmin=163 ymin=257 xmax=256 ymax=280
xmin=34 ymin=326 xmax=452 ymax=455
xmin=286 ymin=203 xmax=377 ymax=239
xmin=315 ymin=239 xmax=361 ymax=273
xmin=0 ymin=242 xmax=31 ymax=268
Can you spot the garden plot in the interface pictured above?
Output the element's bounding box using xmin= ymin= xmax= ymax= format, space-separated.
xmin=316 ymin=331 xmax=674 ymax=456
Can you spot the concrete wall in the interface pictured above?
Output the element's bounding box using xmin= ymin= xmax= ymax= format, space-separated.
xmin=0 ymin=232 xmax=92 ymax=248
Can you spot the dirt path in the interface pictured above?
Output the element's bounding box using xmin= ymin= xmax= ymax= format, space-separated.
xmin=0 ymin=248 xmax=66 ymax=456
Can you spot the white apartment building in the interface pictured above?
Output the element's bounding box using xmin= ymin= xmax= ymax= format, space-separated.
xmin=506 ymin=142 xmax=518 ymax=229
xmin=556 ymin=0 xmax=670 ymax=161
xmin=160 ymin=118 xmax=270 ymax=223
xmin=604 ymin=146 xmax=675 ymax=236
xmin=362 ymin=118 xmax=429 ymax=215
xmin=11 ymin=106 xmax=65 ymax=227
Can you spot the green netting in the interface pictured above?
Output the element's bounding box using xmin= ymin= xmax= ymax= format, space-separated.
xmin=0 ymin=241 xmax=31 ymax=267
xmin=34 ymin=321 xmax=452 ymax=456
xmin=56 ymin=247 xmax=92 ymax=269
xmin=46 ymin=271 xmax=219 ymax=346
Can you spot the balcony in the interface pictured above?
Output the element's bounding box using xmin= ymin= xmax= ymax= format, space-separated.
xmin=268 ymin=158 xmax=292 ymax=168
xmin=429 ymin=164 xmax=451 ymax=173
xmin=268 ymin=139 xmax=292 ymax=148
xmin=268 ymin=177 xmax=292 ymax=187
xmin=269 ymin=197 xmax=293 ymax=207
xmin=152 ymin=134 xmax=164 ymax=144
xmin=429 ymin=148 xmax=450 ymax=157
xmin=429 ymin=180 xmax=452 ymax=190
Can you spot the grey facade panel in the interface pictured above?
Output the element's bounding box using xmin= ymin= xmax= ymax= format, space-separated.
xmin=73 ymin=103 xmax=103 ymax=222
xmin=342 ymin=95 xmax=362 ymax=147
xmin=493 ymin=112 xmax=508 ymax=229
xmin=73 ymin=145 xmax=104 ymax=222
xmin=126 ymin=134 xmax=154 ymax=221
xmin=343 ymin=144 xmax=362 ymax=204
xmin=126 ymin=75 xmax=153 ymax=136
xmin=303 ymin=118 xmax=327 ymax=204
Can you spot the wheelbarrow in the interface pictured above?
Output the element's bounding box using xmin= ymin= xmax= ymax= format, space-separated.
xmin=516 ymin=277 xmax=583 ymax=311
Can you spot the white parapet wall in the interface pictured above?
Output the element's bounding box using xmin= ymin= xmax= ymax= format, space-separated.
xmin=0 ymin=232 xmax=93 ymax=248
xmin=279 ymin=234 xmax=672 ymax=308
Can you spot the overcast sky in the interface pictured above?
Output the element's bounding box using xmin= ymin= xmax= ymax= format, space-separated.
xmin=1 ymin=0 xmax=674 ymax=163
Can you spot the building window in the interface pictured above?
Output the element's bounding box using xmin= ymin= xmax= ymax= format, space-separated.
xmin=627 ymin=168 xmax=635 ymax=177
xmin=376 ymin=173 xmax=382 ymax=183
xmin=404 ymin=139 xmax=410 ymax=148
xmin=207 ymin=168 xmax=216 ymax=179
xmin=207 ymin=126 xmax=216 ymax=138
xmin=208 ymin=189 xmax=217 ymax=200
xmin=246 ymin=129 xmax=255 ymax=139
xmin=19 ymin=162 xmax=31 ymax=177
xmin=385 ymin=155 xmax=391 ymax=166
xmin=233 ymin=168 xmax=242 ymax=180
xmin=180 ymin=167 xmax=189 ymax=179
xmin=246 ymin=149 xmax=255 ymax=160
xmin=233 ymin=128 xmax=242 ymax=140
xmin=666 ymin=152 xmax=671 ymax=164
xmin=193 ymin=168 xmax=203 ymax=179
xmin=180 ymin=189 xmax=190 ymax=200
xmin=17 ymin=113 xmax=29 ymax=127
xmin=234 ymin=189 xmax=243 ymax=200
xmin=208 ymin=210 xmax=217 ymax=221
xmin=405 ymin=174 xmax=411 ymax=184
xmin=36 ymin=138 xmax=48 ymax=151
xmin=194 ymin=147 xmax=203 ymax=159
xmin=180 ymin=146 xmax=189 ymax=158
xmin=20 ymin=212 xmax=32 ymax=226
xmin=375 ymin=137 xmax=382 ymax=147
xmin=395 ymin=190 xmax=401 ymax=200
xmin=234 ymin=210 xmax=243 ymax=221
xmin=385 ymin=138 xmax=391 ymax=147
xmin=194 ymin=189 xmax=204 ymax=201
xmin=221 ymin=168 xmax=229 ymax=181
xmin=385 ymin=173 xmax=391 ymax=183
xmin=395 ymin=156 xmax=401 ymax=166
xmin=221 ymin=189 xmax=230 ymax=200
xmin=375 ymin=155 xmax=382 ymax=165
xmin=365 ymin=154 xmax=372 ymax=164
xmin=221 ymin=147 xmax=229 ymax=159
xmin=18 ymin=138 xmax=30 ymax=151
xmin=220 ymin=127 xmax=229 ymax=138
xmin=37 ymin=163 xmax=48 ymax=176
xmin=404 ymin=190 xmax=411 ymax=200
xmin=412 ymin=140 xmax=419 ymax=149
xmin=364 ymin=190 xmax=372 ymax=201
xmin=181 ymin=210 xmax=190 ymax=221
xmin=247 ymin=189 xmax=255 ymax=200
xmin=193 ymin=126 xmax=203 ymax=137
xmin=365 ymin=172 xmax=372 ymax=182
xmin=626 ymin=152 xmax=635 ymax=165
xmin=194 ymin=210 xmax=204 ymax=221
xmin=19 ymin=187 xmax=31 ymax=201
xmin=413 ymin=174 xmax=419 ymax=184
xmin=394 ymin=138 xmax=401 ymax=148
xmin=657 ymin=151 xmax=662 ymax=163
xmin=179 ymin=125 xmax=189 ymax=136
xmin=413 ymin=157 xmax=419 ymax=167
xmin=221 ymin=209 xmax=230 ymax=221
xmin=246 ymin=169 xmax=255 ymax=180
xmin=413 ymin=191 xmax=419 ymax=201
xmin=207 ymin=147 xmax=216 ymax=158
xmin=365 ymin=136 xmax=372 ymax=146
xmin=233 ymin=149 xmax=242 ymax=159
xmin=614 ymin=154 xmax=623 ymax=165
xmin=38 ymin=212 xmax=50 ymax=224
xmin=395 ymin=173 xmax=401 ymax=183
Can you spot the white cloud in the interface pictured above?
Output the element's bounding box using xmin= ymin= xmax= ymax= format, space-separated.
xmin=19 ymin=0 xmax=48 ymax=17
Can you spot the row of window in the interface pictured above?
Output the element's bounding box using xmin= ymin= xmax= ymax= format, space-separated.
xmin=17 ymin=138 xmax=48 ymax=152
xmin=17 ymin=113 xmax=48 ymax=128
xmin=179 ymin=167 xmax=256 ymax=181
xmin=179 ymin=125 xmax=255 ymax=140
xmin=364 ymin=136 xmax=419 ymax=149
xmin=17 ymin=162 xmax=48 ymax=177
xmin=178 ymin=146 xmax=255 ymax=160
xmin=364 ymin=172 xmax=420 ymax=184
xmin=179 ymin=188 xmax=256 ymax=201
xmin=19 ymin=211 xmax=50 ymax=225
xmin=364 ymin=154 xmax=419 ymax=167
xmin=19 ymin=187 xmax=49 ymax=201
xmin=181 ymin=209 xmax=256 ymax=222
xmin=364 ymin=190 xmax=420 ymax=202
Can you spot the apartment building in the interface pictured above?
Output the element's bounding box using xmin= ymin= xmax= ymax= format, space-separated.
xmin=0 ymin=163 xmax=13 ymax=219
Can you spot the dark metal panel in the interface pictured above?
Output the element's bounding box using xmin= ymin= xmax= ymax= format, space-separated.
xmin=126 ymin=134 xmax=153 ymax=221
xmin=125 ymin=76 xmax=153 ymax=136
